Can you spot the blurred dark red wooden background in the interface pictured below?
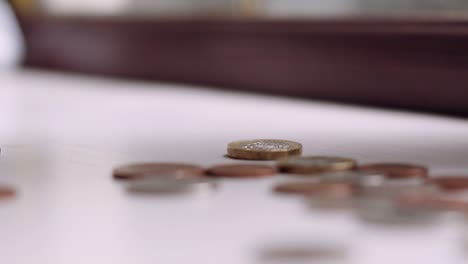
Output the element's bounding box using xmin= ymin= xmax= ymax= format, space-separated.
xmin=12 ymin=9 xmax=468 ymax=117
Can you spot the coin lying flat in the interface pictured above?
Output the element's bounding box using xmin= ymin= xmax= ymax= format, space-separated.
xmin=113 ymin=163 xmax=205 ymax=180
xmin=274 ymin=182 xmax=354 ymax=197
xmin=207 ymin=164 xmax=277 ymax=178
xmin=278 ymin=156 xmax=357 ymax=175
xmin=430 ymin=176 xmax=468 ymax=191
xmin=320 ymin=171 xmax=382 ymax=184
xmin=359 ymin=163 xmax=428 ymax=179
xmin=227 ymin=139 xmax=302 ymax=160
xmin=127 ymin=177 xmax=217 ymax=194
xmin=0 ymin=186 xmax=16 ymax=200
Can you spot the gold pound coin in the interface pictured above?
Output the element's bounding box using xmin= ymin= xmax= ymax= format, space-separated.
xmin=227 ymin=139 xmax=302 ymax=160
xmin=278 ymin=156 xmax=357 ymax=175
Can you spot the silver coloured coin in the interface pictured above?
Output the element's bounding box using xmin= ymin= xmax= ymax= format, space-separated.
xmin=354 ymin=172 xmax=387 ymax=188
xmin=321 ymin=171 xmax=382 ymax=184
xmin=355 ymin=195 xmax=442 ymax=226
xmin=126 ymin=177 xmax=217 ymax=195
xmin=355 ymin=185 xmax=443 ymax=226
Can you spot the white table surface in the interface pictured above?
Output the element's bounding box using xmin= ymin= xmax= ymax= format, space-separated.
xmin=1 ymin=69 xmax=468 ymax=264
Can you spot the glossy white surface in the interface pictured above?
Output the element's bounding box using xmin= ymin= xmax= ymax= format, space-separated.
xmin=1 ymin=70 xmax=468 ymax=264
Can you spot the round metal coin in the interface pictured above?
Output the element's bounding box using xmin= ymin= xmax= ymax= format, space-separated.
xmin=430 ymin=176 xmax=468 ymax=191
xmin=359 ymin=163 xmax=428 ymax=179
xmin=227 ymin=139 xmax=302 ymax=160
xmin=207 ymin=164 xmax=277 ymax=178
xmin=113 ymin=163 xmax=205 ymax=180
xmin=278 ymin=156 xmax=357 ymax=175
xmin=0 ymin=186 xmax=16 ymax=200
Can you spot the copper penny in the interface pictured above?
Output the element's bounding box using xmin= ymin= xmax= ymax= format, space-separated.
xmin=274 ymin=182 xmax=354 ymax=197
xmin=430 ymin=177 xmax=468 ymax=191
xmin=207 ymin=164 xmax=277 ymax=178
xmin=359 ymin=163 xmax=428 ymax=179
xmin=0 ymin=186 xmax=16 ymax=200
xmin=113 ymin=163 xmax=205 ymax=180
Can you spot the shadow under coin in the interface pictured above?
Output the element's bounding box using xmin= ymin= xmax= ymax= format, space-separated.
xmin=257 ymin=243 xmax=348 ymax=263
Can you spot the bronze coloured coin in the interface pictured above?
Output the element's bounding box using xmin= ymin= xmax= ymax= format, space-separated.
xmin=430 ymin=176 xmax=468 ymax=191
xmin=359 ymin=163 xmax=428 ymax=179
xmin=274 ymin=182 xmax=354 ymax=197
xmin=278 ymin=156 xmax=357 ymax=175
xmin=113 ymin=163 xmax=205 ymax=180
xmin=207 ymin=164 xmax=277 ymax=178
xmin=0 ymin=186 xmax=16 ymax=200
xmin=227 ymin=139 xmax=302 ymax=160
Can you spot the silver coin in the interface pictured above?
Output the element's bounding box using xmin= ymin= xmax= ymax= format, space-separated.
xmin=126 ymin=177 xmax=217 ymax=195
xmin=355 ymin=185 xmax=443 ymax=226
xmin=357 ymin=181 xmax=439 ymax=198
xmin=321 ymin=171 xmax=382 ymax=184
xmin=355 ymin=197 xmax=442 ymax=226
xmin=354 ymin=172 xmax=387 ymax=188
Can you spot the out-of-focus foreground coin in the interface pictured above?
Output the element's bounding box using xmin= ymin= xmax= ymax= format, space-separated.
xmin=320 ymin=171 xmax=382 ymax=184
xmin=278 ymin=156 xmax=357 ymax=175
xmin=207 ymin=164 xmax=277 ymax=178
xmin=227 ymin=139 xmax=302 ymax=160
xmin=356 ymin=185 xmax=443 ymax=226
xmin=274 ymin=182 xmax=354 ymax=198
xmin=430 ymin=176 xmax=468 ymax=191
xmin=127 ymin=177 xmax=217 ymax=194
xmin=359 ymin=163 xmax=428 ymax=179
xmin=0 ymin=186 xmax=16 ymax=199
xmin=113 ymin=163 xmax=205 ymax=180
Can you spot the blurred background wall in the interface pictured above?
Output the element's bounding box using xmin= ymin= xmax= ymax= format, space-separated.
xmin=0 ymin=1 xmax=23 ymax=67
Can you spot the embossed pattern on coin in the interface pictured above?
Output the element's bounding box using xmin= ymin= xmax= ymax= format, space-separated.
xmin=113 ymin=163 xmax=205 ymax=180
xmin=227 ymin=139 xmax=302 ymax=160
xmin=207 ymin=164 xmax=277 ymax=178
xmin=278 ymin=156 xmax=357 ymax=175
xmin=359 ymin=163 xmax=428 ymax=179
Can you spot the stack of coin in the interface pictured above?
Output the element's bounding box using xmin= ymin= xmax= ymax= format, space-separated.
xmin=113 ymin=162 xmax=209 ymax=194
